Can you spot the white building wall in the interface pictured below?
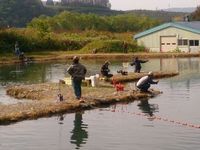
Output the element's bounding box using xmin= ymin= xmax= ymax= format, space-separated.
xmin=137 ymin=27 xmax=200 ymax=52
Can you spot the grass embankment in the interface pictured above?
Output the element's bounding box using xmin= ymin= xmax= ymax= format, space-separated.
xmin=1 ymin=71 xmax=178 ymax=125
xmin=1 ymin=28 xmax=200 ymax=65
xmin=0 ymin=29 xmax=145 ymax=64
xmin=0 ymin=28 xmax=142 ymax=53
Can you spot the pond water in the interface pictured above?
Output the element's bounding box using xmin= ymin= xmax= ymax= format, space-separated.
xmin=0 ymin=58 xmax=200 ymax=150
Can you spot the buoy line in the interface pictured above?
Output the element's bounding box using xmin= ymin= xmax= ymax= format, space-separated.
xmin=109 ymin=109 xmax=200 ymax=129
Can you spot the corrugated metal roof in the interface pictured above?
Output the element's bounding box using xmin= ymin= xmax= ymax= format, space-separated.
xmin=134 ymin=21 xmax=200 ymax=39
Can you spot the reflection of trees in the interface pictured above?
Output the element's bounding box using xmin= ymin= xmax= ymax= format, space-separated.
xmin=0 ymin=63 xmax=48 ymax=84
xmin=71 ymin=112 xmax=88 ymax=150
xmin=137 ymin=100 xmax=158 ymax=117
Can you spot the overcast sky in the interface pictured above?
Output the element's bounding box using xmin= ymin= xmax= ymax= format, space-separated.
xmin=109 ymin=0 xmax=200 ymax=10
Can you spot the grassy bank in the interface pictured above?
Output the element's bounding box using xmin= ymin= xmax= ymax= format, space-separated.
xmin=0 ymin=29 xmax=144 ymax=55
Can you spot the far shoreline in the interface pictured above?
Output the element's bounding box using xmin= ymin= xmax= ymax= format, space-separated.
xmin=1 ymin=52 xmax=200 ymax=65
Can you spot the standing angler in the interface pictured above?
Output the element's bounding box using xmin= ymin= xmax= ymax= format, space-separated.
xmin=67 ymin=56 xmax=87 ymax=101
xmin=131 ymin=57 xmax=148 ymax=73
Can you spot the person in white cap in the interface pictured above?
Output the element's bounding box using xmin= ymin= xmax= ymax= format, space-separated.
xmin=136 ymin=71 xmax=159 ymax=92
xmin=67 ymin=56 xmax=87 ymax=100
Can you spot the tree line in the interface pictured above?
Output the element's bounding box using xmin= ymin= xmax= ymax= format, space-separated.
xmin=28 ymin=11 xmax=160 ymax=33
xmin=1 ymin=0 xmax=197 ymax=28
xmin=0 ymin=0 xmax=54 ymax=27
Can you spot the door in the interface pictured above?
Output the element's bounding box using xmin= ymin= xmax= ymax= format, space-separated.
xmin=160 ymin=36 xmax=177 ymax=52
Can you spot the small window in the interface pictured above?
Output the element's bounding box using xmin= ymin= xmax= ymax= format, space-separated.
xmin=183 ymin=40 xmax=188 ymax=45
xmin=172 ymin=43 xmax=176 ymax=45
xmin=167 ymin=43 xmax=170 ymax=45
xmin=178 ymin=39 xmax=188 ymax=46
xmin=178 ymin=39 xmax=182 ymax=45
xmin=195 ymin=40 xmax=199 ymax=46
xmin=189 ymin=40 xmax=194 ymax=46
xmin=161 ymin=43 xmax=165 ymax=45
xmin=189 ymin=40 xmax=199 ymax=46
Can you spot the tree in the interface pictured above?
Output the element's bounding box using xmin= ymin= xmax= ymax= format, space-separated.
xmin=28 ymin=11 xmax=160 ymax=32
xmin=46 ymin=0 xmax=54 ymax=6
xmin=0 ymin=0 xmax=45 ymax=27
xmin=191 ymin=6 xmax=200 ymax=21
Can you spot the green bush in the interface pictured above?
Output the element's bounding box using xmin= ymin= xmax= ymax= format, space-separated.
xmin=28 ymin=11 xmax=160 ymax=33
xmin=0 ymin=28 xmax=144 ymax=53
xmin=0 ymin=28 xmax=90 ymax=53
xmin=80 ymin=40 xmax=144 ymax=53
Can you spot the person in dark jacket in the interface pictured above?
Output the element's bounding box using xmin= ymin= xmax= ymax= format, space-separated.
xmin=14 ymin=41 xmax=20 ymax=57
xmin=136 ymin=71 xmax=159 ymax=92
xmin=101 ymin=61 xmax=113 ymax=78
xmin=67 ymin=56 xmax=87 ymax=100
xmin=131 ymin=57 xmax=148 ymax=73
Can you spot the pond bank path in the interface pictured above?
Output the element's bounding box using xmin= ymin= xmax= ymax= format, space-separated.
xmin=1 ymin=52 xmax=200 ymax=65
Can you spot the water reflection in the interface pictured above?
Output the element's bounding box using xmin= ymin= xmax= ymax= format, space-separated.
xmin=58 ymin=114 xmax=64 ymax=125
xmin=70 ymin=112 xmax=88 ymax=149
xmin=1 ymin=58 xmax=200 ymax=84
xmin=137 ymin=100 xmax=159 ymax=118
xmin=0 ymin=63 xmax=48 ymax=84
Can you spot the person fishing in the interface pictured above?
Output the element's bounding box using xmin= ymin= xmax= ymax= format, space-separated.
xmin=67 ymin=56 xmax=87 ymax=101
xmin=136 ymin=71 xmax=159 ymax=92
xmin=130 ymin=57 xmax=148 ymax=73
xmin=101 ymin=61 xmax=113 ymax=78
xmin=14 ymin=41 xmax=20 ymax=57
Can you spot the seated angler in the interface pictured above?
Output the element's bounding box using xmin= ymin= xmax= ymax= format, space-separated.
xmin=136 ymin=71 xmax=159 ymax=92
xmin=101 ymin=61 xmax=113 ymax=78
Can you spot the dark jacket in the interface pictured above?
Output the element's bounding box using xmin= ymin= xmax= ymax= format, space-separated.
xmin=67 ymin=63 xmax=87 ymax=80
xmin=101 ymin=64 xmax=110 ymax=76
xmin=131 ymin=59 xmax=148 ymax=72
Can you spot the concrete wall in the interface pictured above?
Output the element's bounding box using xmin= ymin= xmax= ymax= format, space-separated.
xmin=137 ymin=27 xmax=200 ymax=53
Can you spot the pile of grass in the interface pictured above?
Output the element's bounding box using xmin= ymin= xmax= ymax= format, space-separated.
xmin=109 ymin=71 xmax=179 ymax=83
xmin=3 ymin=82 xmax=161 ymax=125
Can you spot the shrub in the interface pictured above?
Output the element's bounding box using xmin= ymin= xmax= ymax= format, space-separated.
xmin=80 ymin=40 xmax=144 ymax=53
xmin=0 ymin=28 xmax=90 ymax=53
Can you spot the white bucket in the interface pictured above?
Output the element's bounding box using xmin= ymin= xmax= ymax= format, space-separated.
xmin=122 ymin=62 xmax=129 ymax=68
xmin=90 ymin=74 xmax=100 ymax=87
xmin=64 ymin=77 xmax=72 ymax=86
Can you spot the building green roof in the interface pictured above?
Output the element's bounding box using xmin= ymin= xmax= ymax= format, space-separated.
xmin=134 ymin=21 xmax=200 ymax=39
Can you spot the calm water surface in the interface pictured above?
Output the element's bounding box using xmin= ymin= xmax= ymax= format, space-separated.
xmin=0 ymin=58 xmax=200 ymax=150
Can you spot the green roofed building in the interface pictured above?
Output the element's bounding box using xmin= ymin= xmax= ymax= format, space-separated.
xmin=134 ymin=21 xmax=200 ymax=53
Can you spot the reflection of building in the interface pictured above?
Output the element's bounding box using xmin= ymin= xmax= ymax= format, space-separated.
xmin=71 ymin=112 xmax=88 ymax=149
xmin=159 ymin=58 xmax=200 ymax=73
xmin=134 ymin=21 xmax=200 ymax=52
xmin=160 ymin=58 xmax=178 ymax=72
